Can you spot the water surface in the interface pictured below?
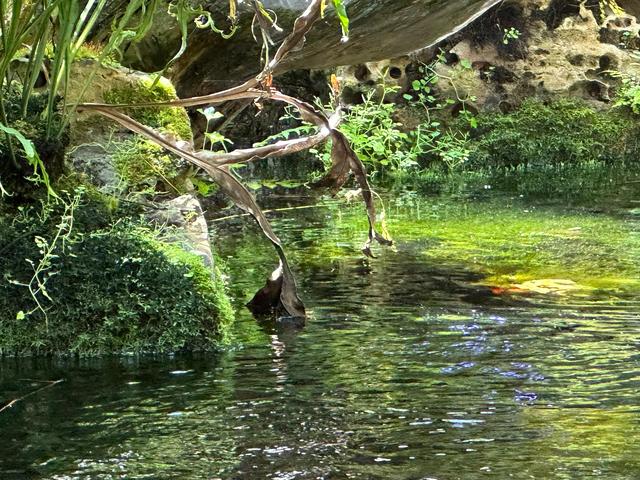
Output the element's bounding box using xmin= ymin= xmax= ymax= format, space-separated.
xmin=1 ymin=195 xmax=640 ymax=479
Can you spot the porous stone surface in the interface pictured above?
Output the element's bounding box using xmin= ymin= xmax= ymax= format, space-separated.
xmin=338 ymin=0 xmax=640 ymax=112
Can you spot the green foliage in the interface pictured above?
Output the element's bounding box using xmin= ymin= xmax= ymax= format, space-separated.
xmin=0 ymin=86 xmax=68 ymax=195
xmin=0 ymin=192 xmax=234 ymax=355
xmin=614 ymin=76 xmax=640 ymax=115
xmin=467 ymin=99 xmax=639 ymax=169
xmin=502 ymin=27 xmax=521 ymax=45
xmin=393 ymin=99 xmax=640 ymax=198
xmin=0 ymin=0 xmax=162 ymax=195
xmin=198 ymin=107 xmax=234 ymax=151
xmin=312 ymin=57 xmax=478 ymax=179
xmin=331 ymin=0 xmax=350 ymax=40
xmin=0 ymin=121 xmax=55 ymax=197
xmin=104 ymin=78 xmax=193 ymax=193
xmin=335 ymin=89 xmax=415 ymax=173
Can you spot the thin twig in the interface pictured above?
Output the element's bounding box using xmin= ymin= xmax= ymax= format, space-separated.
xmin=0 ymin=379 xmax=64 ymax=414
xmin=210 ymin=203 xmax=325 ymax=223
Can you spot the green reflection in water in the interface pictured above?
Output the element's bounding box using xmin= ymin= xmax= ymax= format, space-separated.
xmin=1 ymin=194 xmax=639 ymax=479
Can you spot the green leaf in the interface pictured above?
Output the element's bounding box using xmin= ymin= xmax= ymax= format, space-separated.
xmin=0 ymin=123 xmax=37 ymax=158
xmin=402 ymin=94 xmax=413 ymax=101
xmin=0 ymin=122 xmax=57 ymax=198
xmin=460 ymin=59 xmax=472 ymax=69
xmin=411 ymin=80 xmax=422 ymax=91
xmin=16 ymin=311 xmax=26 ymax=320
xmin=332 ymin=0 xmax=349 ymax=40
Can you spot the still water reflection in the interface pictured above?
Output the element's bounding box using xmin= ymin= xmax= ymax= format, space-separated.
xmin=1 ymin=196 xmax=639 ymax=479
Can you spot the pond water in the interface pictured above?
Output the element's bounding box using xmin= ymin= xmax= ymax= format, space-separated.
xmin=1 ymin=194 xmax=640 ymax=479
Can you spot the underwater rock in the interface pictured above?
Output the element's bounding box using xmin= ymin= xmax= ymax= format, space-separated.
xmin=275 ymin=315 xmax=306 ymax=330
xmin=511 ymin=279 xmax=587 ymax=295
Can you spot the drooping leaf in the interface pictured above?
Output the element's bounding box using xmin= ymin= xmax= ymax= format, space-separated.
xmin=77 ymin=0 xmax=393 ymax=318
xmin=332 ymin=0 xmax=349 ymax=40
xmin=0 ymin=122 xmax=56 ymax=198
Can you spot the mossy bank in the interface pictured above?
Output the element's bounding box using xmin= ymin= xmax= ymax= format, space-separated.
xmin=0 ymin=189 xmax=234 ymax=356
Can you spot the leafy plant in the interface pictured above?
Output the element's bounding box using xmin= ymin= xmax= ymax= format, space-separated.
xmin=614 ymin=75 xmax=640 ymax=114
xmin=502 ymin=27 xmax=521 ymax=45
xmin=0 ymin=121 xmax=55 ymax=197
xmin=467 ymin=99 xmax=639 ymax=169
xmin=405 ymin=57 xmax=478 ymax=128
xmin=10 ymin=189 xmax=81 ymax=327
xmin=198 ymin=107 xmax=234 ymax=151
xmin=335 ymin=88 xmax=414 ymax=173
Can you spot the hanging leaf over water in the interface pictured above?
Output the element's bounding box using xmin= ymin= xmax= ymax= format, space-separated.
xmin=78 ymin=0 xmax=391 ymax=320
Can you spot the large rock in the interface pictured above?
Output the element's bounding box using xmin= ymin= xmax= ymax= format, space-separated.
xmin=335 ymin=0 xmax=640 ymax=112
xmin=110 ymin=0 xmax=501 ymax=97
xmin=146 ymin=194 xmax=215 ymax=267
xmin=433 ymin=0 xmax=640 ymax=111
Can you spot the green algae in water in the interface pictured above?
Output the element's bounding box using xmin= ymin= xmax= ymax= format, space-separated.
xmin=230 ymin=195 xmax=640 ymax=297
xmin=213 ymin=194 xmax=640 ymax=309
xmin=391 ymin=199 xmax=640 ymax=293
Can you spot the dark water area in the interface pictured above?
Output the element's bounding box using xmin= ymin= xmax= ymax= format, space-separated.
xmin=1 ymin=195 xmax=640 ymax=479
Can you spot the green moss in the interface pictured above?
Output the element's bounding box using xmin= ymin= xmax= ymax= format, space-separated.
xmin=103 ymin=77 xmax=192 ymax=140
xmin=157 ymin=242 xmax=235 ymax=338
xmin=0 ymin=195 xmax=234 ymax=356
xmin=74 ymin=43 xmax=120 ymax=67
xmin=112 ymin=136 xmax=183 ymax=192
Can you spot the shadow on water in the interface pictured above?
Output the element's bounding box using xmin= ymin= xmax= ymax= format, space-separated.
xmin=1 ymin=194 xmax=640 ymax=479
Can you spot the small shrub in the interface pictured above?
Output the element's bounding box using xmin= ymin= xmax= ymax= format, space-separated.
xmin=614 ymin=76 xmax=640 ymax=115
xmin=334 ymin=89 xmax=415 ymax=174
xmin=467 ymin=99 xmax=640 ymax=169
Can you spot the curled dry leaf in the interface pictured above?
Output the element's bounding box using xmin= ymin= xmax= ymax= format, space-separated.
xmin=78 ymin=0 xmax=392 ymax=320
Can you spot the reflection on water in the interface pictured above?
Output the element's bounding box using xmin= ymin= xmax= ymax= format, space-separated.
xmin=1 ymin=196 xmax=639 ymax=479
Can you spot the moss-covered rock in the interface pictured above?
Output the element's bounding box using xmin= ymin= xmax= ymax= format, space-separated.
xmin=111 ymin=136 xmax=182 ymax=193
xmin=102 ymin=75 xmax=192 ymax=140
xmin=0 ymin=191 xmax=234 ymax=356
xmin=66 ymin=61 xmax=192 ymax=194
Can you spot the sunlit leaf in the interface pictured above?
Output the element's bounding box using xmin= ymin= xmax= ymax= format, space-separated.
xmin=332 ymin=0 xmax=349 ymax=40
